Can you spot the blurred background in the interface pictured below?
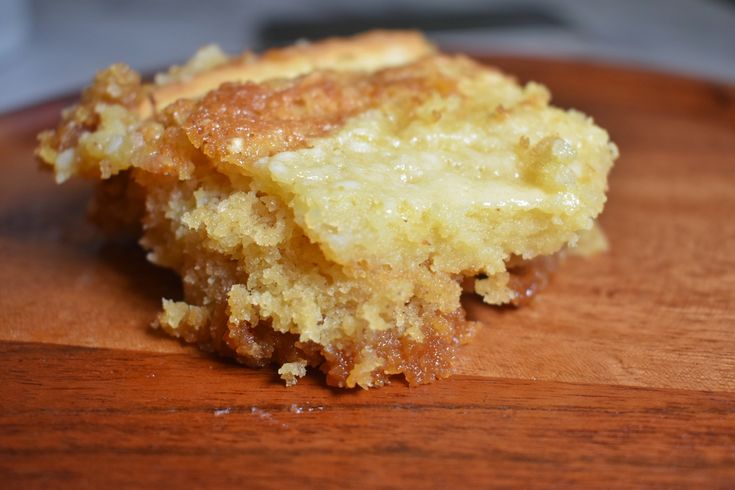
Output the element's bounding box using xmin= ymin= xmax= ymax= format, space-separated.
xmin=1 ymin=0 xmax=734 ymax=113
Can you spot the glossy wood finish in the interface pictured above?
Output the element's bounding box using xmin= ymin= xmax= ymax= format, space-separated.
xmin=1 ymin=57 xmax=734 ymax=488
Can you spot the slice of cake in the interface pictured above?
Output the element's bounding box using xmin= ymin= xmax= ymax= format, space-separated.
xmin=36 ymin=31 xmax=617 ymax=388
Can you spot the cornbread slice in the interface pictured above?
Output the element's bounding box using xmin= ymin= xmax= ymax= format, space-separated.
xmin=36 ymin=31 xmax=617 ymax=388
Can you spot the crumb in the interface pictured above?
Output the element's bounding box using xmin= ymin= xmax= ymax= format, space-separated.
xmin=279 ymin=361 xmax=308 ymax=387
xmin=36 ymin=31 xmax=616 ymax=389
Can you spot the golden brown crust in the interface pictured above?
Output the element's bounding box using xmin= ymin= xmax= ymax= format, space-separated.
xmin=37 ymin=64 xmax=144 ymax=158
xmin=179 ymin=56 xmax=459 ymax=167
xmin=138 ymin=30 xmax=435 ymax=118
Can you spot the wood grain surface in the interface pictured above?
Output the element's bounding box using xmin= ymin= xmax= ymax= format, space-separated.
xmin=1 ymin=56 xmax=734 ymax=488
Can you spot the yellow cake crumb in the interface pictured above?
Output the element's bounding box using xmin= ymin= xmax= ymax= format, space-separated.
xmin=36 ymin=31 xmax=616 ymax=388
xmin=278 ymin=361 xmax=308 ymax=387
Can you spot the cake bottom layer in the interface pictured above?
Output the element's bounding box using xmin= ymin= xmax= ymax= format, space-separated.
xmin=91 ymin=173 xmax=563 ymax=388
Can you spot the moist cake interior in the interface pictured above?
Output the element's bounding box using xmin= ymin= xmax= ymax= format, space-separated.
xmin=36 ymin=31 xmax=617 ymax=388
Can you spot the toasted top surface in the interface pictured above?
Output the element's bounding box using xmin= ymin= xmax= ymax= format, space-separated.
xmin=177 ymin=54 xmax=616 ymax=277
xmin=178 ymin=56 xmax=456 ymax=168
xmin=38 ymin=31 xmax=616 ymax=293
xmin=139 ymin=30 xmax=435 ymax=117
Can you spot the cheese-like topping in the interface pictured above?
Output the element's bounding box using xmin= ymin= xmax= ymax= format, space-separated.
xmin=246 ymin=74 xmax=615 ymax=282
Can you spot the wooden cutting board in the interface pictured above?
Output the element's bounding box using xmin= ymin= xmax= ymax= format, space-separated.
xmin=1 ymin=56 xmax=734 ymax=488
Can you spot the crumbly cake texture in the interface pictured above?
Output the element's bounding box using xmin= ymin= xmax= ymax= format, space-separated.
xmin=36 ymin=31 xmax=617 ymax=388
